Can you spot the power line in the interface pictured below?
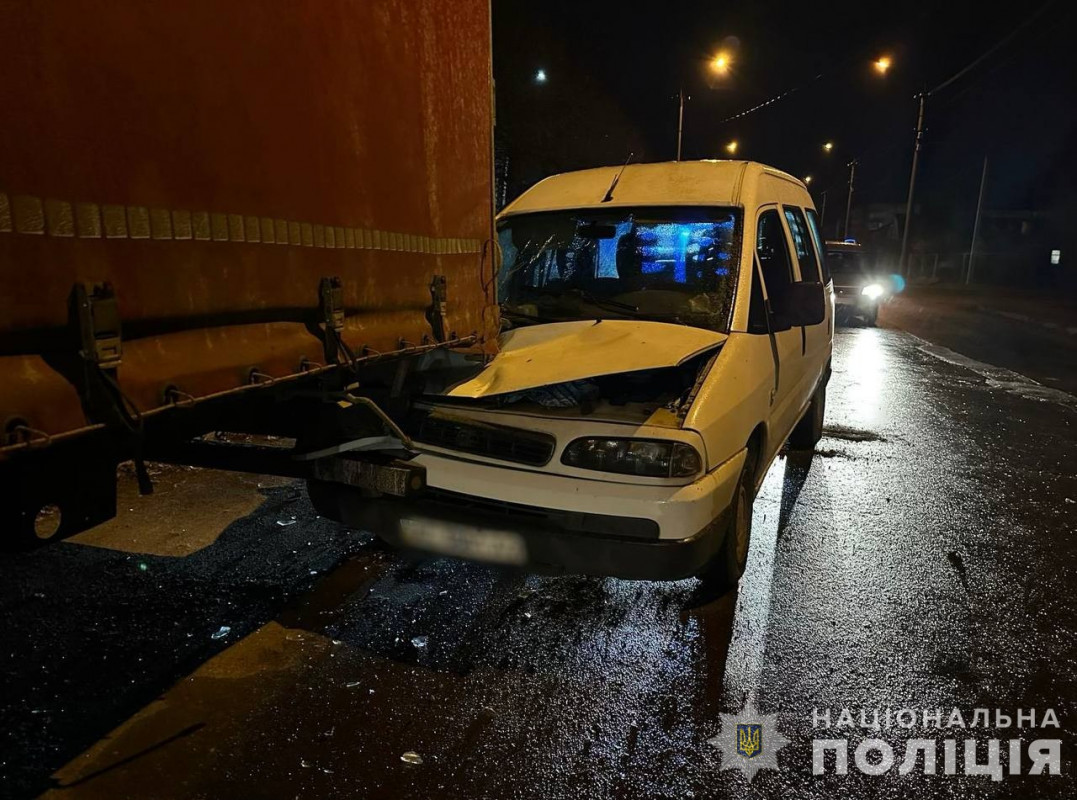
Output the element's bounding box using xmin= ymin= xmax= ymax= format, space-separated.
xmin=714 ymin=36 xmax=890 ymax=127
xmin=717 ymin=73 xmax=824 ymax=125
xmin=718 ymin=0 xmax=1056 ymax=129
xmin=816 ymin=1 xmax=1055 ymax=196
xmin=928 ymin=0 xmax=1057 ymax=96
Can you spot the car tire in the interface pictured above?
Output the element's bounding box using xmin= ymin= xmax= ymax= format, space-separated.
xmin=789 ymin=381 xmax=826 ymax=450
xmin=695 ymin=448 xmax=756 ymax=595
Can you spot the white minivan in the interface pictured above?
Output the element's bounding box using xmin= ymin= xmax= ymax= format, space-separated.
xmin=333 ymin=161 xmax=833 ymax=590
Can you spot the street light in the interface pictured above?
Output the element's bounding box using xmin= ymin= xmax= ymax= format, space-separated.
xmin=725 ymin=140 xmax=738 ymax=155
xmin=804 ymin=175 xmax=813 ymax=185
xmin=873 ymin=56 xmax=892 ymax=76
xmin=823 ymin=141 xmax=834 ymax=154
xmin=677 ymin=49 xmax=736 ymax=161
xmin=534 ymin=68 xmax=547 ymax=84
xmin=710 ymin=51 xmax=732 ymax=76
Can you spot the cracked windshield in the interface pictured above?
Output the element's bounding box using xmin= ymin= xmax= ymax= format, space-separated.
xmin=498 ymin=208 xmax=740 ymax=327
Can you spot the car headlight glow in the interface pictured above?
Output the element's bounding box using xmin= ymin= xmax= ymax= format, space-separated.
xmin=861 ymin=283 xmax=885 ymax=300
xmin=561 ymin=438 xmax=703 ymax=478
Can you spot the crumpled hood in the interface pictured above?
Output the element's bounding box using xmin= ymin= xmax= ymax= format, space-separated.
xmin=441 ymin=320 xmax=726 ymax=399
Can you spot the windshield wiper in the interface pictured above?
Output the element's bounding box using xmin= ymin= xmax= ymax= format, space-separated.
xmin=521 ymin=286 xmax=641 ymax=315
xmin=499 ymin=305 xmax=557 ymax=325
xmin=516 ymin=284 xmax=650 ymax=316
xmin=566 ymin=288 xmax=641 ymax=314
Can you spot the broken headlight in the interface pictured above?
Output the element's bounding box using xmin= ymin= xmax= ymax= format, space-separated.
xmin=561 ymin=438 xmax=703 ymax=478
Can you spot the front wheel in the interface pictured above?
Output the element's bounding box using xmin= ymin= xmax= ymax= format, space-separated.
xmin=695 ymin=450 xmax=756 ymax=594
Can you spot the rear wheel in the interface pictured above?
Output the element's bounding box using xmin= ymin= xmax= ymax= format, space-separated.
xmin=695 ymin=449 xmax=756 ymax=594
xmin=789 ymin=381 xmax=826 ymax=451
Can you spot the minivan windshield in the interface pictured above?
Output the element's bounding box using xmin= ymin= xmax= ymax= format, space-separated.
xmin=497 ymin=207 xmax=742 ymax=330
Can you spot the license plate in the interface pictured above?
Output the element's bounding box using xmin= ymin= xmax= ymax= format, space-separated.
xmin=399 ymin=517 xmax=527 ymax=566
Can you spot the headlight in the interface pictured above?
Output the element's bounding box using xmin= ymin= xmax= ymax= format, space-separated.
xmin=861 ymin=283 xmax=885 ymax=300
xmin=561 ymin=438 xmax=703 ymax=478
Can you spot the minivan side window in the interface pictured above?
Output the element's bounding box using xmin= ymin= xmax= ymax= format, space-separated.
xmin=755 ymin=209 xmax=795 ymax=321
xmin=747 ymin=254 xmax=769 ymax=333
xmin=783 ymin=206 xmax=822 ymax=283
xmin=804 ymin=208 xmax=830 ymax=284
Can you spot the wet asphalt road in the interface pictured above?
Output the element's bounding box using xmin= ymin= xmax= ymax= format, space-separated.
xmin=2 ymin=323 xmax=1076 ymax=799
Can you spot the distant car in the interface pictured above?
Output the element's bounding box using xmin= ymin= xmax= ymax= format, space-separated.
xmin=825 ymin=240 xmax=888 ymax=326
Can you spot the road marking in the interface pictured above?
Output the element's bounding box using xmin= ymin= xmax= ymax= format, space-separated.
xmin=914 ymin=338 xmax=1077 ymax=409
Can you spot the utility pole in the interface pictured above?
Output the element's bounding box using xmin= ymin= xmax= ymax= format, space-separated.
xmin=819 ymin=190 xmax=828 ymax=225
xmin=676 ymin=88 xmax=685 ymax=161
xmin=966 ymin=156 xmax=989 ymax=285
xmin=843 ymin=160 xmax=858 ymax=239
xmin=899 ymin=93 xmax=926 ymax=275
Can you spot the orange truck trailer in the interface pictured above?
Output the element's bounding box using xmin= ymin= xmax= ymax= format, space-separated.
xmin=0 ymin=0 xmax=497 ymax=546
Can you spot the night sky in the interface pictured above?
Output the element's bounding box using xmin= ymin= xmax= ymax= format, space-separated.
xmin=493 ymin=0 xmax=1075 ymax=247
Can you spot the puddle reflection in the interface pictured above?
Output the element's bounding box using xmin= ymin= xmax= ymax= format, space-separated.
xmin=840 ymin=329 xmax=888 ymax=428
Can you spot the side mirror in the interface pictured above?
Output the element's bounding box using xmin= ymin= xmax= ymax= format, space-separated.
xmin=784 ymin=281 xmax=826 ymax=326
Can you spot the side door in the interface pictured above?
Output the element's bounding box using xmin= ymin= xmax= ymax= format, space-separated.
xmin=754 ymin=207 xmax=809 ymax=449
xmin=782 ymin=205 xmax=832 ymax=379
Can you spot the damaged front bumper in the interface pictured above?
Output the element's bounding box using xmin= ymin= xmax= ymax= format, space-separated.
xmin=360 ymin=490 xmax=731 ymax=580
xmin=316 ymin=448 xmax=747 ymax=581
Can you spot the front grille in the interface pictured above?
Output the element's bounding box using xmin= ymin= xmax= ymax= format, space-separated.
xmin=410 ymin=411 xmax=555 ymax=466
xmin=422 ymin=488 xmax=660 ymax=539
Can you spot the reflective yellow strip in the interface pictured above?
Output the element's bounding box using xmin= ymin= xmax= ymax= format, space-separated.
xmin=102 ymin=205 xmax=127 ymax=238
xmin=150 ymin=208 xmax=172 ymax=240
xmin=13 ymin=195 xmax=45 ymax=234
xmin=45 ymin=199 xmax=75 ymax=237
xmin=0 ymin=193 xmax=11 ymax=232
xmin=76 ymin=203 xmax=102 ymax=238
xmin=0 ymin=188 xmax=484 ymax=254
xmin=192 ymin=211 xmax=211 ymax=241
xmin=127 ymin=206 xmax=150 ymax=239
xmin=172 ymin=210 xmax=192 ymax=240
